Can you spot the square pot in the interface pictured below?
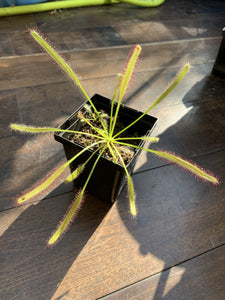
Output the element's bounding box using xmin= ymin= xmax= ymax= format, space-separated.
xmin=54 ymin=94 xmax=157 ymax=203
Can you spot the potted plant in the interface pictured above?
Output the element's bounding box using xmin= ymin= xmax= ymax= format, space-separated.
xmin=11 ymin=30 xmax=218 ymax=246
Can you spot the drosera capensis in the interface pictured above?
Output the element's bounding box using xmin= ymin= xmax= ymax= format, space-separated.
xmin=10 ymin=29 xmax=219 ymax=245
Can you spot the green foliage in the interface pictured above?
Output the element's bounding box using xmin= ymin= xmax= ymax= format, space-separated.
xmin=10 ymin=29 xmax=218 ymax=245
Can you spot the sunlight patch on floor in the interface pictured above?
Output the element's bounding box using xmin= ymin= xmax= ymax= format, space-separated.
xmin=162 ymin=266 xmax=186 ymax=297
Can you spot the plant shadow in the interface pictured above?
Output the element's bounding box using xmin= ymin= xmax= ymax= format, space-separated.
xmin=0 ymin=190 xmax=111 ymax=300
xmin=116 ymin=73 xmax=225 ymax=298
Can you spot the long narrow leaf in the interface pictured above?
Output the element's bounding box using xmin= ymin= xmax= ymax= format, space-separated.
xmin=31 ymin=30 xmax=89 ymax=101
xmin=107 ymin=142 xmax=119 ymax=163
xmin=110 ymin=45 xmax=141 ymax=137
xmin=65 ymin=146 xmax=102 ymax=182
xmin=48 ymin=144 xmax=107 ymax=245
xmin=115 ymin=136 xmax=159 ymax=143
xmin=119 ymin=45 xmax=141 ymax=101
xmin=150 ymin=149 xmax=219 ymax=184
xmin=109 ymin=74 xmax=123 ymax=134
xmin=30 ymin=29 xmax=107 ymax=132
xmin=65 ymin=164 xmax=86 ymax=183
xmin=10 ymin=123 xmax=104 ymax=140
xmin=48 ymin=189 xmax=86 ymax=246
xmin=112 ymin=144 xmax=137 ymax=216
xmin=113 ymin=63 xmax=190 ymax=139
xmin=114 ymin=140 xmax=219 ymax=185
xmin=16 ymin=141 xmax=104 ymax=204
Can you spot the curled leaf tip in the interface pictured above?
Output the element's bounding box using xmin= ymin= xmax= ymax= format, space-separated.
xmin=134 ymin=44 xmax=142 ymax=52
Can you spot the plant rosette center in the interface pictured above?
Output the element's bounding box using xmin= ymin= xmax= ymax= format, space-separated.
xmin=67 ymin=106 xmax=138 ymax=165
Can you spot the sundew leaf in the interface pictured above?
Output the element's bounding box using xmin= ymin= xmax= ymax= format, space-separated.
xmin=119 ymin=45 xmax=142 ymax=101
xmin=116 ymin=136 xmax=159 ymax=143
xmin=113 ymin=63 xmax=190 ymax=139
xmin=16 ymin=141 xmax=104 ymax=204
xmin=107 ymin=142 xmax=119 ymax=163
xmin=114 ymin=140 xmax=219 ymax=185
xmin=10 ymin=123 xmax=103 ymax=140
xmin=110 ymin=74 xmax=123 ymax=134
xmin=30 ymin=29 xmax=107 ymax=132
xmin=110 ymin=45 xmax=141 ymax=137
xmin=48 ymin=189 xmax=85 ymax=246
xmin=77 ymin=113 xmax=108 ymax=137
xmin=16 ymin=159 xmax=73 ymax=204
xmin=112 ymin=143 xmax=137 ymax=216
xmin=150 ymin=149 xmax=219 ymax=185
xmin=48 ymin=144 xmax=107 ymax=245
xmin=30 ymin=29 xmax=90 ymax=101
xmin=65 ymin=147 xmax=102 ymax=183
xmin=148 ymin=63 xmax=190 ymax=111
xmin=65 ymin=164 xmax=85 ymax=183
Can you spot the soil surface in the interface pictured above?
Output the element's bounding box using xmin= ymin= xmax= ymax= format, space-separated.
xmin=67 ymin=108 xmax=140 ymax=165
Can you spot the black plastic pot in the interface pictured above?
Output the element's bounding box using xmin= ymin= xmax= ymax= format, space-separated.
xmin=54 ymin=94 xmax=157 ymax=203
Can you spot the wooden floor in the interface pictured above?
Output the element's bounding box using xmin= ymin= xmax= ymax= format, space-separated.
xmin=1 ymin=1 xmax=225 ymax=299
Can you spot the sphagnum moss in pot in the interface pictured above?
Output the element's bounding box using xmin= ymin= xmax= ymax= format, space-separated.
xmin=10 ymin=29 xmax=219 ymax=246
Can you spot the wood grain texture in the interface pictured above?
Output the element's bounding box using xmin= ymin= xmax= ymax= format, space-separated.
xmin=43 ymin=151 xmax=225 ymax=300
xmin=0 ymin=38 xmax=221 ymax=90
xmin=0 ymin=0 xmax=225 ymax=299
xmin=0 ymin=133 xmax=73 ymax=211
xmin=0 ymin=192 xmax=112 ymax=300
xmin=0 ymin=14 xmax=36 ymax=33
xmin=0 ymin=90 xmax=20 ymax=138
xmin=101 ymin=245 xmax=225 ymax=300
xmin=1 ymin=150 xmax=224 ymax=300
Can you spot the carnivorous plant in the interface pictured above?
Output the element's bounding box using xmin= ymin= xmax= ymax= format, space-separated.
xmin=10 ymin=30 xmax=219 ymax=245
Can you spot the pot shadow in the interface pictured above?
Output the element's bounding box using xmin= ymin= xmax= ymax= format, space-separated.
xmin=116 ymin=73 xmax=225 ymax=298
xmin=0 ymin=188 xmax=112 ymax=300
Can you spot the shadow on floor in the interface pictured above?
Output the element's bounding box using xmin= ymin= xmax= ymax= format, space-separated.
xmin=116 ymin=73 xmax=225 ymax=298
xmin=0 ymin=191 xmax=111 ymax=300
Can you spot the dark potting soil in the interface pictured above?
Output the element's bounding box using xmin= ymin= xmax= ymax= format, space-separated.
xmin=67 ymin=108 xmax=139 ymax=165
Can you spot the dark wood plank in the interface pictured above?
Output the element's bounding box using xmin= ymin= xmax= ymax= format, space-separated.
xmin=41 ymin=150 xmax=225 ymax=299
xmin=0 ymin=192 xmax=112 ymax=300
xmin=0 ymin=33 xmax=15 ymax=57
xmin=0 ymin=90 xmax=20 ymax=138
xmin=2 ymin=17 xmax=223 ymax=57
xmin=0 ymin=14 xmax=36 ymax=33
xmin=5 ymin=27 xmax=125 ymax=57
xmin=0 ymin=133 xmax=73 ymax=211
xmin=10 ymin=30 xmax=42 ymax=56
xmin=16 ymin=81 xmax=85 ymax=126
xmin=113 ymin=18 xmax=224 ymax=45
xmin=0 ymin=38 xmax=221 ymax=90
xmin=101 ymin=245 xmax=225 ymax=300
xmin=1 ymin=150 xmax=224 ymax=300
